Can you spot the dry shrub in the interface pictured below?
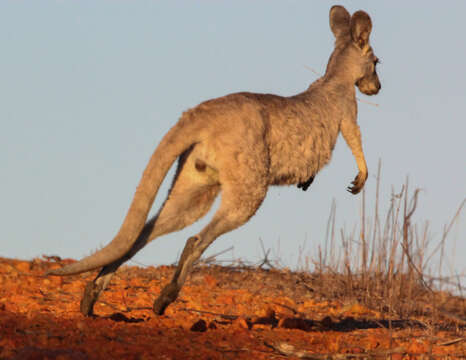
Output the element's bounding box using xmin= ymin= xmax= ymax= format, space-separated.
xmin=297 ymin=161 xmax=465 ymax=328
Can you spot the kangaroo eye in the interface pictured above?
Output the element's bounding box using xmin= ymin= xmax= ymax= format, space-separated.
xmin=374 ymin=58 xmax=380 ymax=65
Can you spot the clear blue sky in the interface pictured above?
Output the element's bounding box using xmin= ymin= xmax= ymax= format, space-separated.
xmin=1 ymin=2 xmax=464 ymax=275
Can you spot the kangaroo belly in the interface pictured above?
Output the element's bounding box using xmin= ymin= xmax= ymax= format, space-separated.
xmin=268 ymin=128 xmax=338 ymax=186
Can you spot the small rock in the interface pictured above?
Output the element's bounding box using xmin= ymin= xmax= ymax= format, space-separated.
xmin=190 ymin=319 xmax=207 ymax=332
xmin=208 ymin=321 xmax=217 ymax=330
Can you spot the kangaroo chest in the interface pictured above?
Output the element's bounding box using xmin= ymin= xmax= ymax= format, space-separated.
xmin=266 ymin=110 xmax=342 ymax=186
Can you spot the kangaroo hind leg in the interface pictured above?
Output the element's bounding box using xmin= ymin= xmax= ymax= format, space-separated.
xmin=80 ymin=150 xmax=221 ymax=316
xmin=153 ymin=163 xmax=269 ymax=315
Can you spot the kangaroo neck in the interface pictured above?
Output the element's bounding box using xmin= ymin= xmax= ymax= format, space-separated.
xmin=323 ymin=73 xmax=356 ymax=98
xmin=303 ymin=74 xmax=357 ymax=106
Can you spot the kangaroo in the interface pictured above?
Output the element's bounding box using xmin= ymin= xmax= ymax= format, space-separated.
xmin=47 ymin=5 xmax=381 ymax=316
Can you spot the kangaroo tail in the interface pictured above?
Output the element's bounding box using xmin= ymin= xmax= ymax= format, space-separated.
xmin=47 ymin=118 xmax=200 ymax=276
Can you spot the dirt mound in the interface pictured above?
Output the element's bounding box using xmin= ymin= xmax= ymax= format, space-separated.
xmin=0 ymin=257 xmax=464 ymax=359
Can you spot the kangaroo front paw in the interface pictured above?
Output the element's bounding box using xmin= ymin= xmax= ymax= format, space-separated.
xmin=347 ymin=171 xmax=368 ymax=194
xmin=297 ymin=176 xmax=314 ymax=191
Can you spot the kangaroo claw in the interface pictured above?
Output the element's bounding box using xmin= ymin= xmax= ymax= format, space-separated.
xmin=347 ymin=171 xmax=368 ymax=194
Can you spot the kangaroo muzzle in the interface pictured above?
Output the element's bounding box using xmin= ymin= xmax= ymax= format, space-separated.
xmin=356 ymin=73 xmax=381 ymax=95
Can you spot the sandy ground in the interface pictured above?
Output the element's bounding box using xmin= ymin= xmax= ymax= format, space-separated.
xmin=0 ymin=257 xmax=464 ymax=359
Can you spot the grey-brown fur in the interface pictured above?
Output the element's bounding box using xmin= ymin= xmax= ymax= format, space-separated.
xmin=47 ymin=5 xmax=381 ymax=316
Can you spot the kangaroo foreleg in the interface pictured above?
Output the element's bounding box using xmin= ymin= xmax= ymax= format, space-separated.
xmin=341 ymin=118 xmax=368 ymax=194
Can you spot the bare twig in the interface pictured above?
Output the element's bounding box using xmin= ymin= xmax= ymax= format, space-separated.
xmin=437 ymin=337 xmax=465 ymax=346
xmin=264 ymin=341 xmax=406 ymax=359
xmin=257 ymin=238 xmax=277 ymax=269
xmin=425 ymin=198 xmax=465 ymax=266
xmin=197 ymin=246 xmax=234 ymax=265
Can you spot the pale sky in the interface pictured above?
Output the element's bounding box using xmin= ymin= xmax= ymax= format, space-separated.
xmin=1 ymin=1 xmax=464 ymax=276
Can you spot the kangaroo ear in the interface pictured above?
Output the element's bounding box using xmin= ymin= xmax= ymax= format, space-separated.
xmin=329 ymin=5 xmax=351 ymax=39
xmin=350 ymin=11 xmax=372 ymax=49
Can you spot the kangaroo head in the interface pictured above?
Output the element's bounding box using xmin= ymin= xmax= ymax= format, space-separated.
xmin=327 ymin=5 xmax=381 ymax=96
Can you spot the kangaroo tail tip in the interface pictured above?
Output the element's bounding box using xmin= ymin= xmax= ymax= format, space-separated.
xmin=45 ymin=268 xmax=69 ymax=276
xmin=45 ymin=262 xmax=98 ymax=276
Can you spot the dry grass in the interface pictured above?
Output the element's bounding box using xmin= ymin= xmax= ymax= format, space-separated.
xmin=290 ymin=161 xmax=465 ymax=332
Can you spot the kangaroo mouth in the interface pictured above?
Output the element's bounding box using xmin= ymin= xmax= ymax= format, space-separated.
xmin=362 ymin=87 xmax=380 ymax=96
